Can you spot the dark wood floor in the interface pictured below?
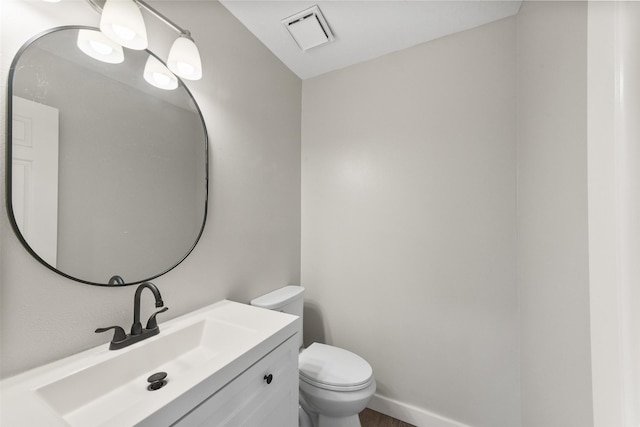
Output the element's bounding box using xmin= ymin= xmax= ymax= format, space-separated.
xmin=359 ymin=408 xmax=416 ymax=427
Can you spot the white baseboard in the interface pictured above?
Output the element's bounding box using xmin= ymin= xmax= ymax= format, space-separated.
xmin=367 ymin=393 xmax=473 ymax=427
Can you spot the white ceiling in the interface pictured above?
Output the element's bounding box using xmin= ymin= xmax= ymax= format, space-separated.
xmin=219 ymin=0 xmax=523 ymax=80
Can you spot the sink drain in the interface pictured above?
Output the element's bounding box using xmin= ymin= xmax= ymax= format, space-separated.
xmin=147 ymin=372 xmax=168 ymax=391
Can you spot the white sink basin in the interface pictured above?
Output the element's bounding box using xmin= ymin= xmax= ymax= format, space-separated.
xmin=0 ymin=300 xmax=299 ymax=427
xmin=36 ymin=317 xmax=253 ymax=426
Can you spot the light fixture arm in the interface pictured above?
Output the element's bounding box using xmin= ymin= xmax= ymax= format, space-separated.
xmin=135 ymin=0 xmax=190 ymax=37
xmin=84 ymin=0 xmax=192 ymax=38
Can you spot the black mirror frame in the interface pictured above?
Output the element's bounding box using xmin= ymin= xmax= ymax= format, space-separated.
xmin=5 ymin=26 xmax=209 ymax=286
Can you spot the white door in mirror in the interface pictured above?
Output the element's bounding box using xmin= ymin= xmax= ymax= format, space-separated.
xmin=11 ymin=96 xmax=59 ymax=266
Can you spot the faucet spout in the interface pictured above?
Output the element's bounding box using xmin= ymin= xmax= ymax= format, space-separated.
xmin=132 ymin=282 xmax=164 ymax=336
xmin=97 ymin=281 xmax=168 ymax=350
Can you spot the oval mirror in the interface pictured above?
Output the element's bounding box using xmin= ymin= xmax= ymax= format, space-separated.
xmin=6 ymin=26 xmax=208 ymax=286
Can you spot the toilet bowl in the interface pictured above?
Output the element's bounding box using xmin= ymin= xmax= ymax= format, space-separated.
xmin=299 ymin=343 xmax=376 ymax=427
xmin=251 ymin=286 xmax=376 ymax=427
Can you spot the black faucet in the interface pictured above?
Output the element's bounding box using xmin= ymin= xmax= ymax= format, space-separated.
xmin=132 ymin=282 xmax=164 ymax=335
xmin=95 ymin=282 xmax=168 ymax=350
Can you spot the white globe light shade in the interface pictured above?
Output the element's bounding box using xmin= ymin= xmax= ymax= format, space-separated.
xmin=167 ymin=36 xmax=202 ymax=80
xmin=77 ymin=29 xmax=124 ymax=64
xmin=143 ymin=55 xmax=178 ymax=90
xmin=100 ymin=0 xmax=148 ymax=50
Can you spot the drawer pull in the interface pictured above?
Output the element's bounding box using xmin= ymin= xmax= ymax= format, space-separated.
xmin=263 ymin=374 xmax=273 ymax=385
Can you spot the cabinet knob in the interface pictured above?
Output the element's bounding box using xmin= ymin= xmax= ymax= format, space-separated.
xmin=263 ymin=374 xmax=273 ymax=384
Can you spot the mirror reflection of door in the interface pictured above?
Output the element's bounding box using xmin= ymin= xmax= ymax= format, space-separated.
xmin=11 ymin=96 xmax=59 ymax=267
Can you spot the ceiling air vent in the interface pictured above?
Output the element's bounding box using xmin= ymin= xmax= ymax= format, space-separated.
xmin=282 ymin=5 xmax=334 ymax=51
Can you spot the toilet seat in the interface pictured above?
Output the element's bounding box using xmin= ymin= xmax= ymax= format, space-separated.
xmin=299 ymin=343 xmax=374 ymax=392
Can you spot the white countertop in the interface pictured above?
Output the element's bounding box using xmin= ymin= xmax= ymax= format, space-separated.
xmin=0 ymin=300 xmax=299 ymax=427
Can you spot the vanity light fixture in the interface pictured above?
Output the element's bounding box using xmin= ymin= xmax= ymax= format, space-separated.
xmin=80 ymin=0 xmax=203 ymax=83
xmin=76 ymin=29 xmax=124 ymax=64
xmin=144 ymin=55 xmax=178 ymax=90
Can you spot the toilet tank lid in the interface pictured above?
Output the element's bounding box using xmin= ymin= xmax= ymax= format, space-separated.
xmin=250 ymin=285 xmax=305 ymax=309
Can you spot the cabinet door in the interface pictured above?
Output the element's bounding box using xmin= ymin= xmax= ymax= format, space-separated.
xmin=226 ymin=364 xmax=297 ymax=427
xmin=173 ymin=334 xmax=298 ymax=427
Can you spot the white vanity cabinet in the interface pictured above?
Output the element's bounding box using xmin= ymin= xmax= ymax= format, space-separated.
xmin=172 ymin=334 xmax=299 ymax=426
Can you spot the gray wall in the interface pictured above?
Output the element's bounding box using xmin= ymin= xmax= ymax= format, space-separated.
xmin=301 ymin=4 xmax=601 ymax=426
xmin=517 ymin=2 xmax=593 ymax=426
xmin=0 ymin=0 xmax=301 ymax=377
xmin=301 ymin=17 xmax=519 ymax=427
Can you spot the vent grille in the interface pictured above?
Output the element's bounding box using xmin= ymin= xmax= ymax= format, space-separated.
xmin=282 ymin=5 xmax=334 ymax=51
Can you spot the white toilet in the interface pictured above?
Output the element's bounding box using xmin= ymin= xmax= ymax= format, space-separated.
xmin=251 ymin=286 xmax=376 ymax=427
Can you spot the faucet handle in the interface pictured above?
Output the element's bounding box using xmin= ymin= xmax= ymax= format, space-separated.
xmin=145 ymin=307 xmax=169 ymax=330
xmin=95 ymin=326 xmax=127 ymax=343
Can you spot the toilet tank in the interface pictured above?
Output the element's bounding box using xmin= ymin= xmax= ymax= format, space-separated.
xmin=251 ymin=286 xmax=304 ymax=348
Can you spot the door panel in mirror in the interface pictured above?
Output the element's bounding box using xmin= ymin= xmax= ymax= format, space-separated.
xmin=11 ymin=97 xmax=60 ymax=267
